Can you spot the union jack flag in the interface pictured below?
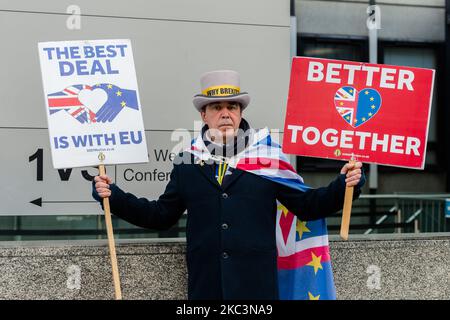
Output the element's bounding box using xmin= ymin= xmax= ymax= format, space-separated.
xmin=47 ymin=84 xmax=96 ymax=124
xmin=334 ymin=86 xmax=357 ymax=126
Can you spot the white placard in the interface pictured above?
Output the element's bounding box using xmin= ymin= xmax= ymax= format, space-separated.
xmin=38 ymin=39 xmax=148 ymax=169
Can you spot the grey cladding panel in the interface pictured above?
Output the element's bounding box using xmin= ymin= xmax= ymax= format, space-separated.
xmin=0 ymin=0 xmax=290 ymax=26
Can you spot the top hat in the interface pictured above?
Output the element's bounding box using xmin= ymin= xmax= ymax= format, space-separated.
xmin=192 ymin=70 xmax=250 ymax=112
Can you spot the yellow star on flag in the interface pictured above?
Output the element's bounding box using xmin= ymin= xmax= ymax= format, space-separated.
xmin=365 ymin=90 xmax=369 ymax=95
xmin=308 ymin=292 xmax=320 ymax=300
xmin=277 ymin=204 xmax=289 ymax=218
xmin=107 ymin=84 xmax=113 ymax=89
xmin=120 ymin=101 xmax=127 ymax=107
xmin=349 ymin=89 xmax=353 ymax=93
xmin=296 ymin=220 xmax=310 ymax=240
xmin=368 ymin=112 xmax=373 ymax=116
xmin=362 ymin=117 xmax=366 ymax=121
xmin=371 ymin=105 xmax=376 ymax=109
xmin=307 ymin=252 xmax=323 ymax=274
xmin=116 ymin=90 xmax=122 ymax=96
xmin=370 ymin=97 xmax=374 ymax=101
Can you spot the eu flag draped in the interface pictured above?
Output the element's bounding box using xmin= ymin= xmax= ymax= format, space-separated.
xmin=276 ymin=206 xmax=336 ymax=300
xmin=188 ymin=127 xmax=337 ymax=300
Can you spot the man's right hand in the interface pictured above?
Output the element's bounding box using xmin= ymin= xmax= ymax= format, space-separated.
xmin=94 ymin=175 xmax=113 ymax=198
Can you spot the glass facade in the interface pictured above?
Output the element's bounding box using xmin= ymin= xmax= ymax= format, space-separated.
xmin=384 ymin=46 xmax=439 ymax=166
xmin=0 ymin=214 xmax=187 ymax=241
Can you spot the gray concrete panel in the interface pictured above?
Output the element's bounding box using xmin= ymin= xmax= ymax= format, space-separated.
xmin=0 ymin=0 xmax=290 ymax=26
xmin=0 ymin=235 xmax=448 ymax=299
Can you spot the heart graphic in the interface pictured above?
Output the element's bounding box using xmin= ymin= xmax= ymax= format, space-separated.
xmin=334 ymin=86 xmax=382 ymax=128
xmin=78 ymin=87 xmax=108 ymax=115
xmin=48 ymin=83 xmax=139 ymax=124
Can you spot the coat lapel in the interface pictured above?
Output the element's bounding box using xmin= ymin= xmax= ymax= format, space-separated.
xmin=221 ymin=168 xmax=244 ymax=190
xmin=194 ymin=160 xmax=245 ymax=191
xmin=195 ymin=161 xmax=222 ymax=189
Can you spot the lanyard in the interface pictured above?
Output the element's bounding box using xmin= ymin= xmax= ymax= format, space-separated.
xmin=216 ymin=162 xmax=228 ymax=186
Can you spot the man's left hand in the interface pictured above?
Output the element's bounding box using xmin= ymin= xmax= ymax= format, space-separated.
xmin=340 ymin=161 xmax=363 ymax=187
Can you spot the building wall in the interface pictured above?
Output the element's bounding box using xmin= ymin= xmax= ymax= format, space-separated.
xmin=0 ymin=0 xmax=446 ymax=239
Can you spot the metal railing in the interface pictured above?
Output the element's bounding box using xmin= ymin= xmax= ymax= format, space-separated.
xmin=348 ymin=194 xmax=450 ymax=234
xmin=0 ymin=194 xmax=448 ymax=240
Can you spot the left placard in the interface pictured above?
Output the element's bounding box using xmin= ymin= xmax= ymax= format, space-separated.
xmin=38 ymin=39 xmax=149 ymax=169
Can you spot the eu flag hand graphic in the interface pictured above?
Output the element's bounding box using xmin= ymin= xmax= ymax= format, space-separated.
xmin=94 ymin=83 xmax=139 ymax=123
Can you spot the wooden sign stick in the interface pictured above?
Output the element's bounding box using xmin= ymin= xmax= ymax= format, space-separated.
xmin=99 ymin=163 xmax=123 ymax=300
xmin=340 ymin=158 xmax=356 ymax=241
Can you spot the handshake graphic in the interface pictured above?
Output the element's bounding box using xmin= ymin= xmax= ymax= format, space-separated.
xmin=47 ymin=83 xmax=139 ymax=124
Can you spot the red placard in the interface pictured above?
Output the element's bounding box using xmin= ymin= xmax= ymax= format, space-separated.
xmin=282 ymin=56 xmax=435 ymax=169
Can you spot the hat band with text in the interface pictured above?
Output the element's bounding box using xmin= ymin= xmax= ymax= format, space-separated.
xmin=202 ymin=85 xmax=240 ymax=97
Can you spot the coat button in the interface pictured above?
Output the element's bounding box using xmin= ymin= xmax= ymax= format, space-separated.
xmin=221 ymin=223 xmax=229 ymax=230
xmin=222 ymin=252 xmax=229 ymax=259
xmin=222 ymin=193 xmax=228 ymax=199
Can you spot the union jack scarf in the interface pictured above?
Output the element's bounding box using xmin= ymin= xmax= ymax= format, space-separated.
xmin=187 ymin=127 xmax=336 ymax=300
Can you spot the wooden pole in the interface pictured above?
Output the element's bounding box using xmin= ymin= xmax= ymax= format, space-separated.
xmin=340 ymin=159 xmax=356 ymax=240
xmin=99 ymin=164 xmax=122 ymax=300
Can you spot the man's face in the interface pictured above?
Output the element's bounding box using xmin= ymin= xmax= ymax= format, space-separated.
xmin=201 ymin=101 xmax=242 ymax=143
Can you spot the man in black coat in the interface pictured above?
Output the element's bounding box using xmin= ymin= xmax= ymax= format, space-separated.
xmin=93 ymin=70 xmax=365 ymax=300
